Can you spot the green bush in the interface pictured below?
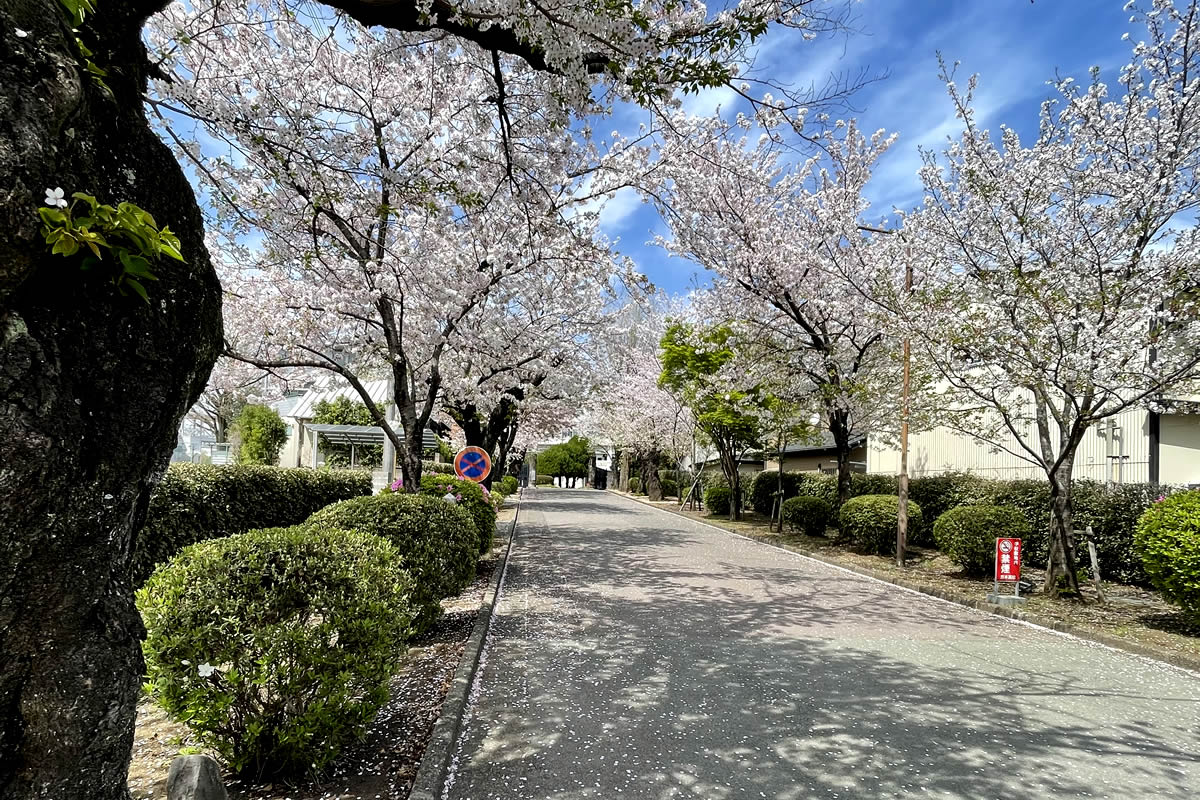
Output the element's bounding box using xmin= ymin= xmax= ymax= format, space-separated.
xmin=138 ymin=526 xmax=414 ymax=779
xmin=499 ymin=475 xmax=519 ymax=495
xmin=933 ymin=505 xmax=1029 ymax=576
xmin=423 ymin=460 xmax=456 ymax=475
xmin=705 ymin=486 xmax=733 ymax=516
xmin=907 ymin=473 xmax=993 ymax=547
xmin=1072 ymin=481 xmax=1172 ymax=586
xmin=305 ymin=493 xmax=477 ymax=632
xmin=629 ymin=477 xmax=642 ymax=494
xmin=420 ymin=474 xmax=496 ymax=553
xmin=749 ymin=470 xmax=806 ymax=515
xmin=535 ymin=474 xmax=554 ymax=486
xmin=852 ymin=473 xmax=900 ymax=497
xmin=781 ymin=496 xmax=833 ymax=537
xmin=1135 ymin=491 xmax=1200 ymax=619
xmin=838 ymin=495 xmax=923 ymax=555
xmin=794 ymin=473 xmax=840 ymax=508
xmin=234 ymin=404 xmax=288 ymax=465
xmin=661 ymin=479 xmax=679 ymax=499
xmin=134 ymin=464 xmax=371 ymax=585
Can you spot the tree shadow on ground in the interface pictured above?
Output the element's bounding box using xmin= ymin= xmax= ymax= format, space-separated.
xmin=448 ymin=492 xmax=1200 ymax=800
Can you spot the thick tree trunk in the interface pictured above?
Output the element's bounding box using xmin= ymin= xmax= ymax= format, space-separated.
xmin=619 ymin=450 xmax=631 ymax=492
xmin=1044 ymin=460 xmax=1082 ymax=596
xmin=0 ymin=3 xmax=223 ymax=798
xmin=641 ymin=452 xmax=663 ymax=501
xmin=398 ymin=428 xmax=425 ymax=491
xmin=829 ymin=411 xmax=853 ymax=507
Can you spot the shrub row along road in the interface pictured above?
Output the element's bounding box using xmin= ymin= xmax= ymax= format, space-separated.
xmin=445 ymin=489 xmax=1200 ymax=799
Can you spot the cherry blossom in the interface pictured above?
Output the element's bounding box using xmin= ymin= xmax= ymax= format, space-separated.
xmin=902 ymin=0 xmax=1200 ymax=592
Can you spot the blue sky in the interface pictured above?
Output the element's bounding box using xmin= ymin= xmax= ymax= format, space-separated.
xmin=605 ymin=0 xmax=1139 ymax=295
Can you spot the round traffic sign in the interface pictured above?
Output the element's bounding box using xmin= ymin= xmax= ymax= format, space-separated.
xmin=454 ymin=446 xmax=492 ymax=482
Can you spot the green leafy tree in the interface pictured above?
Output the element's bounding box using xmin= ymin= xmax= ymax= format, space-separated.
xmin=660 ymin=323 xmax=763 ymax=520
xmin=234 ymin=405 xmax=287 ymax=465
xmin=538 ymin=436 xmax=592 ymax=487
xmin=312 ymin=397 xmax=383 ymax=467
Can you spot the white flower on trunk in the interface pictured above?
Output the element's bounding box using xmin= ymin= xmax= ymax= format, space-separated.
xmin=44 ymin=187 xmax=66 ymax=209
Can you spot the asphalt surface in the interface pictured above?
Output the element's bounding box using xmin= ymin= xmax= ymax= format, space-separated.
xmin=444 ymin=489 xmax=1200 ymax=800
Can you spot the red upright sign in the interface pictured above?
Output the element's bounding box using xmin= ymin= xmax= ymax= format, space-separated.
xmin=995 ymin=538 xmax=1022 ymax=583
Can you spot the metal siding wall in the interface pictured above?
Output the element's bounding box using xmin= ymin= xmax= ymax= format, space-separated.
xmin=1160 ymin=413 xmax=1200 ymax=485
xmin=868 ymin=407 xmax=1151 ymax=483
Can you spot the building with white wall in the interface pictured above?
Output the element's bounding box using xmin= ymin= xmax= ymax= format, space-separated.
xmin=866 ymin=402 xmax=1200 ymax=487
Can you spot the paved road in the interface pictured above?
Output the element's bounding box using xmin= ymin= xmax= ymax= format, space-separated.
xmin=445 ymin=489 xmax=1200 ymax=800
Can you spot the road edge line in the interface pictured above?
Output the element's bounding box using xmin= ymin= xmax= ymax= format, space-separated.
xmin=409 ymin=496 xmax=520 ymax=800
xmin=609 ymin=490 xmax=1200 ymax=678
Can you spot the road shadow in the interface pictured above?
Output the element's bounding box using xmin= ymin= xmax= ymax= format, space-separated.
xmin=449 ymin=490 xmax=1200 ymax=799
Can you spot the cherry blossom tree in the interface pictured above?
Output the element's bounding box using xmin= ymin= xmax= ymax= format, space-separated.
xmin=904 ymin=2 xmax=1200 ymax=594
xmin=148 ymin=5 xmax=634 ymax=489
xmin=0 ymin=0 xmax=866 ymax=794
xmin=583 ymin=302 xmax=695 ymax=500
xmin=652 ymin=115 xmax=904 ymax=505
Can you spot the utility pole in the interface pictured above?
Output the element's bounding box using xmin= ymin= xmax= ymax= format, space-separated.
xmin=896 ymin=246 xmax=913 ymax=567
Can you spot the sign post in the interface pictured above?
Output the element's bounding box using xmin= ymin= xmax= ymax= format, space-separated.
xmin=987 ymin=537 xmax=1026 ymax=607
xmin=453 ymin=446 xmax=492 ymax=483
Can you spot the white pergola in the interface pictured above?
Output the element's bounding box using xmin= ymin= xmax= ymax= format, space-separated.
xmin=305 ymin=424 xmax=438 ymax=469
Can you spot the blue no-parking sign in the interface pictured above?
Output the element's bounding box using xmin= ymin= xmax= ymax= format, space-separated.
xmin=454 ymin=446 xmax=492 ymax=482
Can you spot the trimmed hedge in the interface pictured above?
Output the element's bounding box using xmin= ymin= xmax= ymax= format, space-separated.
xmin=134 ymin=464 xmax=372 ymax=585
xmin=705 ymin=486 xmax=733 ymax=516
xmin=305 ymin=493 xmax=478 ymax=633
xmin=933 ymin=505 xmax=1029 ymax=576
xmin=781 ymin=496 xmax=833 ymax=537
xmin=499 ymin=475 xmax=519 ymax=495
xmin=423 ymin=460 xmax=456 ymax=475
xmin=1135 ymin=491 xmax=1200 ymax=619
xmin=839 ymin=495 xmax=923 ymax=555
xmin=906 ymin=473 xmax=992 ymax=547
xmin=534 ymin=474 xmax=554 ymax=486
xmin=629 ymin=477 xmax=643 ymax=495
xmin=749 ymin=470 xmax=805 ymax=515
xmin=661 ymin=479 xmax=679 ymax=499
xmin=420 ymin=474 xmax=497 ymax=553
xmin=138 ymin=526 xmax=414 ymax=779
xmin=745 ymin=468 xmax=1168 ymax=584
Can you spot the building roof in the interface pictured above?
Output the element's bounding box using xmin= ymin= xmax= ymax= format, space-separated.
xmin=287 ymin=379 xmax=391 ymax=421
xmin=305 ymin=423 xmax=437 ymax=449
xmin=774 ymin=432 xmax=868 ymax=455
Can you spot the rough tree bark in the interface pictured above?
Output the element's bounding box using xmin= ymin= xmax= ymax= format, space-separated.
xmin=0 ymin=3 xmax=223 ymax=798
xmin=640 ymin=451 xmax=663 ymax=501
xmin=828 ymin=409 xmax=853 ymax=507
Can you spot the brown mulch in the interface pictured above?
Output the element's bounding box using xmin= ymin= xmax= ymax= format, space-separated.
xmin=632 ymin=495 xmax=1200 ymax=667
xmin=128 ymin=507 xmax=513 ymax=800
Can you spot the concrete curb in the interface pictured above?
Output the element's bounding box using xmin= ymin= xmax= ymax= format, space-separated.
xmin=408 ymin=499 xmax=520 ymax=800
xmin=609 ymin=490 xmax=1200 ymax=676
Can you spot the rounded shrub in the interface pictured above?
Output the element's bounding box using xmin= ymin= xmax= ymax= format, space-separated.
xmin=838 ymin=494 xmax=923 ymax=555
xmin=138 ymin=526 xmax=414 ymax=779
xmin=781 ymin=496 xmax=833 ymax=537
xmin=1135 ymin=491 xmax=1200 ymax=620
xmin=420 ymin=473 xmax=497 ymax=554
xmin=661 ymin=478 xmax=679 ymax=499
xmin=534 ymin=474 xmax=554 ymax=486
xmin=629 ymin=477 xmax=642 ymax=495
xmin=933 ymin=505 xmax=1029 ymax=576
xmin=499 ymin=475 xmax=519 ymax=495
xmin=705 ymin=486 xmax=733 ymax=516
xmin=306 ymin=493 xmax=477 ymax=632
